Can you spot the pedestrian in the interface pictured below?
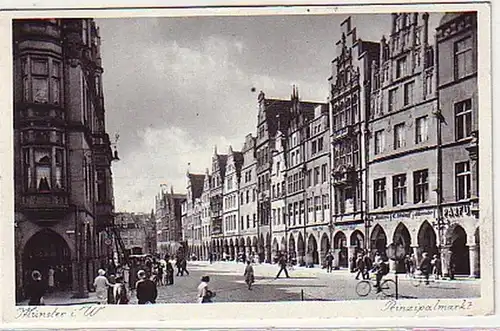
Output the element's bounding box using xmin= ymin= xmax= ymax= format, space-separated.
xmin=122 ymin=263 xmax=130 ymax=287
xmin=47 ymin=266 xmax=55 ymax=293
xmin=275 ymin=253 xmax=290 ymax=278
xmin=355 ymin=254 xmax=365 ymax=280
xmin=181 ymin=258 xmax=190 ymax=276
xmin=374 ymin=255 xmax=389 ymax=293
xmin=419 ymin=252 xmax=432 ymax=285
xmin=93 ymin=269 xmax=110 ymax=305
xmin=166 ymin=260 xmax=174 ymax=285
xmin=136 ymin=270 xmax=158 ymax=304
xmin=114 ymin=276 xmax=129 ymax=304
xmin=325 ymin=251 xmax=334 ymax=273
xmin=243 ymin=260 xmax=255 ymax=290
xmin=363 ymin=252 xmax=373 ymax=279
xmin=431 ymin=254 xmax=442 ymax=279
xmin=209 ymin=252 xmax=213 ymax=264
xmin=107 ymin=274 xmax=116 ymax=304
xmin=27 ymin=270 xmax=46 ymax=306
xmin=176 ymin=258 xmax=183 ymax=276
xmin=197 ymin=275 xmax=215 ymax=303
xmin=157 ymin=264 xmax=164 ymax=286
xmin=404 ymin=254 xmax=414 ymax=277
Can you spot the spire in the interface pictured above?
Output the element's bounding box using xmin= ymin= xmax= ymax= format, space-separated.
xmin=214 ymin=145 xmax=218 ymax=155
xmin=186 ymin=162 xmax=191 ymax=176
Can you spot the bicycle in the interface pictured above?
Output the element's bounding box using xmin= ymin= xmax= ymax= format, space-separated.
xmin=356 ymin=275 xmax=396 ymax=297
xmin=410 ymin=271 xmax=439 ymax=287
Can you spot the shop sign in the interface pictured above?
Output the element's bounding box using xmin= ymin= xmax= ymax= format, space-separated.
xmin=372 ymin=214 xmax=391 ymax=221
xmin=443 ymin=204 xmax=471 ymax=219
xmin=311 ymin=226 xmax=324 ymax=232
xmin=336 ymin=224 xmax=358 ymax=231
xmin=412 ymin=209 xmax=435 ymax=219
xmin=392 ymin=211 xmax=411 ymax=219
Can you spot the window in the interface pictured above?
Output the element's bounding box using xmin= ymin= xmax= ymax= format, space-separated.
xmin=374 ymin=129 xmax=384 ymax=155
xmin=394 ymin=123 xmax=405 ymax=149
xmin=403 ymin=81 xmax=414 ymax=106
xmin=388 ymin=88 xmax=397 ymax=112
xmin=455 ymin=99 xmax=472 ymax=140
xmin=246 ymin=215 xmax=250 ymax=229
xmin=246 ymin=190 xmax=249 ymax=204
xmin=276 ymin=183 xmax=280 ymax=197
xmin=374 ymin=178 xmax=386 ymax=209
xmin=414 ymin=169 xmax=429 ymax=203
xmin=396 ymin=56 xmax=407 ymax=78
xmin=321 ymin=164 xmax=328 ymax=183
xmin=392 ymin=174 xmax=407 ymax=206
xmin=415 ymin=116 xmax=428 ymax=144
xmin=96 ymin=169 xmax=106 ymax=201
xmin=311 ymin=141 xmax=317 ymax=155
xmin=34 ymin=149 xmax=52 ymax=192
xmin=306 ymin=169 xmax=312 ymax=187
xmin=314 ymin=167 xmax=320 ymax=185
xmin=454 ymin=37 xmax=473 ymax=79
xmin=456 ymin=162 xmax=471 ymax=200
xmin=318 ymin=137 xmax=324 ymax=151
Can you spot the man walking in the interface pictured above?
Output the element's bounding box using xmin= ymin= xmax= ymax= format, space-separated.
xmin=136 ymin=270 xmax=158 ymax=304
xmin=325 ymin=251 xmax=334 ymax=273
xmin=419 ymin=252 xmax=432 ymax=285
xmin=355 ymin=254 xmax=365 ymax=280
xmin=275 ymin=253 xmax=290 ymax=279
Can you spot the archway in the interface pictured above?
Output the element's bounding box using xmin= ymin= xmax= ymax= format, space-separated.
xmin=350 ymin=230 xmax=365 ymax=256
xmin=447 ymin=225 xmax=470 ymax=276
xmin=272 ymin=238 xmax=279 ymax=262
xmin=239 ymin=238 xmax=245 ymax=253
xmin=23 ymin=229 xmax=72 ymax=291
xmin=265 ymin=233 xmax=272 ymax=263
xmin=418 ymin=221 xmax=437 ymax=258
xmin=288 ymin=234 xmax=296 ymax=263
xmin=297 ymin=232 xmax=305 ymax=265
xmin=370 ymin=224 xmax=387 ymax=258
xmin=393 ymin=223 xmax=412 ymax=272
xmin=333 ymin=231 xmax=348 ymax=268
xmin=258 ymin=234 xmax=265 ymax=263
xmin=229 ymin=239 xmax=235 ymax=260
xmin=280 ymin=236 xmax=286 ymax=252
xmin=252 ymin=236 xmax=258 ymax=262
xmin=307 ymin=234 xmax=319 ymax=265
xmin=320 ymin=233 xmax=330 ymax=262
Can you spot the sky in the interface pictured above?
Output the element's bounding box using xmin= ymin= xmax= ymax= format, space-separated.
xmin=96 ymin=12 xmax=442 ymax=213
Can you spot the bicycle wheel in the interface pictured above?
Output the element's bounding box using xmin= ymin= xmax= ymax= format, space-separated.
xmin=380 ymin=279 xmax=396 ymax=297
xmin=355 ymin=280 xmax=371 ymax=297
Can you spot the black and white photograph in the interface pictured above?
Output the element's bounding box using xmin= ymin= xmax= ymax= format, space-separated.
xmin=1 ymin=1 xmax=494 ymax=327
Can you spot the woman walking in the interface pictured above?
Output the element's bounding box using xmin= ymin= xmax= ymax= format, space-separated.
xmin=197 ymin=276 xmax=215 ymax=303
xmin=93 ymin=269 xmax=110 ymax=305
xmin=114 ymin=276 xmax=129 ymax=304
xmin=243 ymin=260 xmax=255 ymax=290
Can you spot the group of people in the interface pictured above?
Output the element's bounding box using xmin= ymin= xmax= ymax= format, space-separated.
xmin=408 ymin=252 xmax=443 ymax=284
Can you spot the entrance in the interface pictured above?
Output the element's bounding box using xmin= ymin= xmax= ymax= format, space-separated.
xmin=370 ymin=224 xmax=387 ymax=259
xmin=320 ymin=233 xmax=330 ymax=263
xmin=333 ymin=231 xmax=348 ymax=268
xmin=307 ymin=234 xmax=319 ymax=265
xmin=22 ymin=229 xmax=72 ymax=292
xmin=449 ymin=225 xmax=470 ymax=275
xmin=393 ymin=223 xmax=412 ymax=273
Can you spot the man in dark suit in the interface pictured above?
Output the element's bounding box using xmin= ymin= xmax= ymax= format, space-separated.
xmin=136 ymin=270 xmax=157 ymax=304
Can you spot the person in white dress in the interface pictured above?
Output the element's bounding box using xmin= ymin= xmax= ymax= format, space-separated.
xmin=197 ymin=276 xmax=214 ymax=303
xmin=47 ymin=267 xmax=55 ymax=293
xmin=93 ymin=269 xmax=110 ymax=305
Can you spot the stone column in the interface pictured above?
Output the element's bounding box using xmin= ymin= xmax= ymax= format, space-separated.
xmin=441 ymin=245 xmax=451 ymax=278
xmin=333 ymin=249 xmax=340 ymax=269
xmin=468 ymin=244 xmax=479 ymax=278
xmin=245 ymin=245 xmax=251 ymax=260
xmin=412 ymin=246 xmax=420 ymax=267
xmin=348 ymin=246 xmax=357 ymax=271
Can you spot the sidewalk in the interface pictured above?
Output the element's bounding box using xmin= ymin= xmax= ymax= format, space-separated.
xmin=18 ymin=291 xmax=101 ymax=306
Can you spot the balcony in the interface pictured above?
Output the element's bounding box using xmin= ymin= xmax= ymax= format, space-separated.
xmin=20 ymin=191 xmax=69 ymax=220
xmin=332 ymin=164 xmax=357 ymax=185
xmin=332 ymin=125 xmax=353 ymax=141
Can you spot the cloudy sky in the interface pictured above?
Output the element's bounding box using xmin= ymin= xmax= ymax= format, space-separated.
xmin=96 ymin=12 xmax=442 ymax=213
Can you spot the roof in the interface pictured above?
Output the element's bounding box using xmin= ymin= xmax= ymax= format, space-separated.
xmin=439 ymin=12 xmax=462 ymax=27
xmin=188 ymin=173 xmax=205 ymax=201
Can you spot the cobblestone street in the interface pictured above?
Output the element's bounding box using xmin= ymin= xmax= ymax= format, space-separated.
xmin=126 ymin=261 xmax=480 ymax=304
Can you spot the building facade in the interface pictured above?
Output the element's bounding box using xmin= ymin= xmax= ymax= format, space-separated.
xmin=270 ymin=127 xmax=287 ymax=261
xmin=209 ymin=149 xmax=227 ymax=259
xmin=114 ymin=212 xmax=153 ymax=255
xmin=329 ymin=17 xmax=380 ymax=268
xmin=13 ymin=19 xmax=116 ymax=300
xmin=155 ymin=187 xmax=186 ymax=257
xmin=183 ymin=173 xmax=204 ymax=258
xmin=239 ymin=134 xmax=258 ymax=258
xmin=436 ymin=12 xmax=479 ymax=277
xmin=222 ymin=147 xmax=244 ymax=260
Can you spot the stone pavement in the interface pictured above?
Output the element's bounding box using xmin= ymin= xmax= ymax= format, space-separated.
xmin=17 ymin=291 xmax=100 ymax=306
xmin=16 ymin=261 xmax=481 ymax=305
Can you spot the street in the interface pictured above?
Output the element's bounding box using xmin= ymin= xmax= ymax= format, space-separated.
xmin=127 ymin=261 xmax=480 ymax=304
